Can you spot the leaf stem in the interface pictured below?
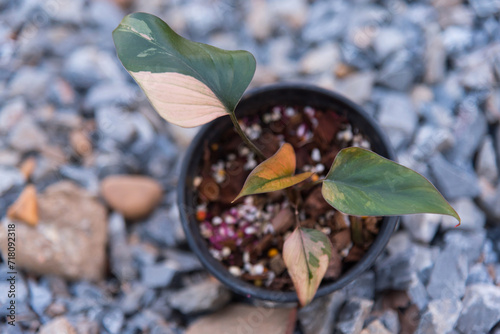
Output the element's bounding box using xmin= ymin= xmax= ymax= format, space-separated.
xmin=229 ymin=112 xmax=267 ymax=161
xmin=292 ymin=199 xmax=301 ymax=229
xmin=298 ymin=177 xmax=325 ymax=191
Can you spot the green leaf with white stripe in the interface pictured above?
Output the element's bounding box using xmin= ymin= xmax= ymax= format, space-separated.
xmin=112 ymin=12 xmax=256 ymax=127
xmin=322 ymin=147 xmax=461 ymax=225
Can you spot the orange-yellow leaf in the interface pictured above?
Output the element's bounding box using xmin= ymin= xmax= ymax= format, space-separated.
xmin=233 ymin=143 xmax=313 ymax=202
xmin=283 ymin=227 xmax=333 ymax=306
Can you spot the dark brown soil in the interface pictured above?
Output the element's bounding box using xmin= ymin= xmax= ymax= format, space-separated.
xmin=193 ymin=104 xmax=382 ymax=291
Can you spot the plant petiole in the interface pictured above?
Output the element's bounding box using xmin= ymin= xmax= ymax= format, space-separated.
xmin=229 ymin=112 xmax=267 ymax=161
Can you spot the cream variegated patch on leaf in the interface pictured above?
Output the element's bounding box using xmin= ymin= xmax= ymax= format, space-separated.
xmin=233 ymin=143 xmax=313 ymax=202
xmin=283 ymin=227 xmax=333 ymax=306
xmin=112 ymin=13 xmax=256 ymax=127
xmin=322 ymin=147 xmax=461 ymax=225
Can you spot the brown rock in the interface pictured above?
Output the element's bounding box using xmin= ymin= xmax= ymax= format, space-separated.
xmin=7 ymin=184 xmax=38 ymax=226
xmin=186 ymin=304 xmax=294 ymax=334
xmin=335 ymin=63 xmax=356 ymax=78
xmin=101 ymin=175 xmax=162 ymax=220
xmin=39 ymin=317 xmax=76 ymax=334
xmin=70 ymin=129 xmax=93 ymax=157
xmin=0 ymin=181 xmax=107 ymax=281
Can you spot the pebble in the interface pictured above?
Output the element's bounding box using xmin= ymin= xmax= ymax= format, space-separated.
xmin=84 ymin=82 xmax=138 ymax=111
xmin=377 ymin=50 xmax=417 ymax=91
xmin=466 ymin=263 xmax=494 ymax=285
xmin=335 ymin=71 xmax=375 ymax=104
xmin=416 ymin=298 xmax=462 ymax=334
xmin=108 ymin=212 xmax=136 ymax=282
xmin=401 ymin=214 xmax=440 ymax=243
xmin=96 ymin=106 xmax=136 ymax=145
xmin=444 ymin=229 xmax=486 ymax=265
xmin=407 ymin=275 xmax=430 ymax=311
xmin=101 ymin=175 xmax=163 ymax=220
xmin=457 ymin=284 xmax=500 ymax=334
xmin=69 ymin=129 xmax=93 ymax=157
xmin=424 ymin=25 xmax=446 ymax=84
xmin=344 ymin=270 xmax=375 ymax=300
xmin=476 ymin=135 xmax=498 ymax=183
xmin=169 ymin=279 xmax=231 ymax=315
xmin=246 ymin=0 xmax=272 ymax=40
xmin=426 ymin=243 xmax=468 ymax=300
xmin=186 ymin=304 xmax=294 ymax=334
xmin=140 ymin=207 xmax=185 ymax=247
xmin=0 ymin=167 xmax=25 ymax=196
xmin=140 ymin=263 xmax=176 ymax=289
xmin=300 ymin=42 xmax=340 ymax=74
xmin=361 ymin=320 xmax=392 ymax=334
xmin=428 ymin=153 xmax=480 ymax=200
xmin=373 ymin=28 xmax=406 ymax=60
xmin=375 ymin=248 xmax=416 ymax=292
xmin=0 ymin=98 xmax=26 ymax=133
xmin=38 ymin=317 xmax=77 ymax=334
xmin=335 ymin=298 xmax=373 ymax=334
xmin=377 ymin=92 xmax=417 ymax=149
xmin=8 ymin=117 xmax=48 ymax=153
xmin=442 ymin=26 xmax=473 ymax=54
xmin=379 ymin=309 xmax=400 ymax=334
xmin=63 ymin=46 xmax=124 ymax=89
xmin=7 ymin=66 xmax=51 ymax=100
xmin=28 ymin=278 xmax=53 ymax=317
xmin=0 ymin=181 xmax=108 ymax=281
xmin=299 ymin=290 xmax=346 ymax=334
xmin=102 ymin=308 xmax=125 ymax=334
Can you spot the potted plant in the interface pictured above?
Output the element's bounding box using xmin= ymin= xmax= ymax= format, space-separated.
xmin=112 ymin=12 xmax=460 ymax=307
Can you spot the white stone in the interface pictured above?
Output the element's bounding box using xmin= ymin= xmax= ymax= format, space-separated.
xmin=0 ymin=98 xmax=26 ymax=133
xmin=246 ymin=0 xmax=272 ymax=40
xmin=335 ymin=72 xmax=375 ymax=104
xmin=476 ymin=136 xmax=499 ymax=183
xmin=0 ymin=167 xmax=25 ymax=195
xmin=416 ymin=299 xmax=463 ymax=334
xmin=373 ymin=28 xmax=405 ymax=60
xmin=300 ymin=42 xmax=340 ymax=74
xmin=402 ymin=214 xmax=441 ymax=243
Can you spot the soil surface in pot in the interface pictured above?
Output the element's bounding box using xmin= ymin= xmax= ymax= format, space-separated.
xmin=193 ymin=104 xmax=382 ymax=291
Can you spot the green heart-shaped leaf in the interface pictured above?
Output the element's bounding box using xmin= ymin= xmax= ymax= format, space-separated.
xmin=233 ymin=143 xmax=313 ymax=202
xmin=322 ymin=147 xmax=461 ymax=224
xmin=283 ymin=227 xmax=333 ymax=306
xmin=112 ymin=13 xmax=256 ymax=127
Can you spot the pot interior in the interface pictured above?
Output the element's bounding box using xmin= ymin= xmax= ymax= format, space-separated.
xmin=178 ymin=83 xmax=399 ymax=303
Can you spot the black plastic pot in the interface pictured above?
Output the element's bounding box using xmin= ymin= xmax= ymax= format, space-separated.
xmin=178 ymin=83 xmax=399 ymax=304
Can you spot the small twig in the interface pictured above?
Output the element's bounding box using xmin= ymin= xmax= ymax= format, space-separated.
xmin=293 ymin=198 xmax=301 ymax=229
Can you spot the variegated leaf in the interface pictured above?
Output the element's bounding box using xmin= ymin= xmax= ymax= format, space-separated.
xmin=283 ymin=227 xmax=333 ymax=306
xmin=233 ymin=143 xmax=313 ymax=202
xmin=112 ymin=13 xmax=256 ymax=127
